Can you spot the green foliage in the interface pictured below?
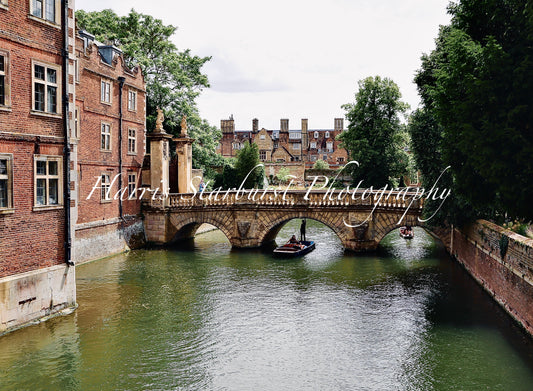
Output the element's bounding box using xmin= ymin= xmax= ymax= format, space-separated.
xmin=276 ymin=167 xmax=291 ymax=184
xmin=414 ymin=0 xmax=533 ymax=221
xmin=76 ymin=9 xmax=221 ymax=171
xmin=338 ymin=76 xmax=409 ymax=187
xmin=234 ymin=141 xmax=264 ymax=189
xmin=312 ymin=159 xmax=329 ymax=170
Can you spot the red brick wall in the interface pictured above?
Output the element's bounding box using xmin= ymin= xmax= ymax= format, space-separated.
xmin=75 ymin=36 xmax=145 ymax=225
xmin=0 ymin=0 xmax=74 ymax=277
xmin=450 ymin=220 xmax=533 ymax=335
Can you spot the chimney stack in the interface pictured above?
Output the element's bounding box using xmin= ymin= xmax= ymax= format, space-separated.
xmin=280 ymin=118 xmax=289 ymax=132
xmin=252 ymin=118 xmax=259 ymax=133
xmin=334 ymin=118 xmax=344 ymax=133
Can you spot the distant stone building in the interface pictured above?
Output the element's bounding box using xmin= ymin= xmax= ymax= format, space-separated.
xmin=217 ymin=117 xmax=348 ymax=169
xmin=73 ymin=30 xmax=146 ymax=264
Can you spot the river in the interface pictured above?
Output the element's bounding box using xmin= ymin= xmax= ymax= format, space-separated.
xmin=1 ymin=220 xmax=533 ymax=390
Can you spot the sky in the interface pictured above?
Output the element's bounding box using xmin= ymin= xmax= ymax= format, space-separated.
xmin=76 ymin=0 xmax=451 ymax=130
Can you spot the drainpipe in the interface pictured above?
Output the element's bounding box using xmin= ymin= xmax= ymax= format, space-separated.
xmin=118 ymin=76 xmax=125 ymax=220
xmin=62 ymin=0 xmax=74 ymax=266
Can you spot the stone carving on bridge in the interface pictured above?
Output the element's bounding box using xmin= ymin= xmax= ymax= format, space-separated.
xmin=237 ymin=221 xmax=251 ymax=238
xmin=180 ymin=115 xmax=188 ymax=136
xmin=352 ymin=223 xmax=369 ymax=240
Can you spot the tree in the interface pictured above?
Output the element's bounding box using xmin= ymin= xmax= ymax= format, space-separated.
xmin=276 ymin=167 xmax=291 ymax=184
xmin=76 ymin=9 xmax=221 ymax=173
xmin=415 ymin=0 xmax=533 ymax=221
xmin=338 ymin=76 xmax=409 ymax=187
xmin=234 ymin=141 xmax=263 ymax=189
xmin=312 ymin=159 xmax=329 ymax=170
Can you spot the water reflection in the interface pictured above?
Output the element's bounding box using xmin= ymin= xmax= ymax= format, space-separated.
xmin=0 ymin=221 xmax=532 ymax=390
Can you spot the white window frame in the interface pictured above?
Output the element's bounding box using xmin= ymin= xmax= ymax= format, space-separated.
xmin=259 ymin=134 xmax=265 ymax=140
xmin=30 ymin=0 xmax=60 ymax=25
xmin=101 ymin=122 xmax=111 ymax=151
xmin=310 ymin=141 xmax=316 ymax=149
xmin=0 ymin=153 xmax=13 ymax=211
xmin=128 ymin=128 xmax=137 ymax=154
xmin=32 ymin=60 xmax=61 ymax=115
xmin=34 ymin=155 xmax=62 ymax=208
xmin=326 ymin=142 xmax=333 ymax=151
xmin=127 ymin=172 xmax=137 ymax=200
xmin=128 ymin=89 xmax=137 ymax=111
xmin=74 ymin=58 xmax=80 ymax=83
xmin=101 ymin=78 xmax=112 ymax=104
xmin=0 ymin=50 xmax=10 ymax=108
xmin=101 ymin=173 xmax=111 ymax=202
xmin=325 ymin=131 xmax=330 ymax=138
xmin=314 ymin=131 xmax=319 ymax=139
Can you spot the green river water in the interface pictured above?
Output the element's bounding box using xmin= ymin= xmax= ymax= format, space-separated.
xmin=1 ymin=220 xmax=533 ymax=390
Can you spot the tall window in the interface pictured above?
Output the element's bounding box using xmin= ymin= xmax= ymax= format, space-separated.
xmin=326 ymin=142 xmax=333 ymax=151
xmin=31 ymin=0 xmax=58 ymax=23
xmin=101 ymin=123 xmax=111 ymax=151
xmin=128 ymin=128 xmax=136 ymax=154
xmin=101 ymin=79 xmax=111 ymax=103
xmin=101 ymin=173 xmax=111 ymax=201
xmin=0 ymin=52 xmax=8 ymax=107
xmin=259 ymin=150 xmax=267 ymax=161
xmin=0 ymin=154 xmax=13 ymax=209
xmin=128 ymin=173 xmax=137 ymax=200
xmin=128 ymin=90 xmax=136 ymax=111
xmin=33 ymin=62 xmax=59 ymax=114
xmin=35 ymin=156 xmax=62 ymax=206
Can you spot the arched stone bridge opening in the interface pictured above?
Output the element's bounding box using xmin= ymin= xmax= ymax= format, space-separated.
xmin=144 ymin=189 xmax=429 ymax=252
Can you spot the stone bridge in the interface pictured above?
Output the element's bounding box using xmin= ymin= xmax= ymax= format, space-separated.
xmin=143 ymin=189 xmax=426 ymax=252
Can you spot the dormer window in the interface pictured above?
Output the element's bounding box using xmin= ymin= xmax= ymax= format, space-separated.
xmin=325 ymin=131 xmax=330 ymax=138
xmin=314 ymin=131 xmax=319 ymax=139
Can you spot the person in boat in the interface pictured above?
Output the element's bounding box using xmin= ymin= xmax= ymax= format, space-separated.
xmin=289 ymin=235 xmax=299 ymax=244
xmin=300 ymin=219 xmax=306 ymax=242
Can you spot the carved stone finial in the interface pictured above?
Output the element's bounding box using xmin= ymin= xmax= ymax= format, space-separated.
xmin=155 ymin=108 xmax=164 ymax=132
xmin=180 ymin=115 xmax=188 ymax=136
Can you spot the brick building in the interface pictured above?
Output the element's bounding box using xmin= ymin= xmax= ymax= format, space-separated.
xmin=73 ymin=30 xmax=146 ymax=263
xmin=0 ymin=0 xmax=77 ymax=333
xmin=217 ymin=117 xmax=348 ymax=169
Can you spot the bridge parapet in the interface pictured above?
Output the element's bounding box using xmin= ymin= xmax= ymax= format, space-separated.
xmin=157 ymin=189 xmax=424 ymax=211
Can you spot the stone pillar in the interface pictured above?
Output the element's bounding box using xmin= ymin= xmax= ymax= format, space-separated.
xmin=147 ymin=108 xmax=173 ymax=196
xmin=174 ymin=115 xmax=195 ymax=193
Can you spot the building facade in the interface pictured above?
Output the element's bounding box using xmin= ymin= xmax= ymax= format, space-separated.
xmin=73 ymin=30 xmax=146 ymax=264
xmin=0 ymin=0 xmax=77 ymax=334
xmin=217 ymin=117 xmax=348 ymax=169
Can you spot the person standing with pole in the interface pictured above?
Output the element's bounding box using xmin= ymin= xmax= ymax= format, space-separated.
xmin=300 ymin=219 xmax=306 ymax=242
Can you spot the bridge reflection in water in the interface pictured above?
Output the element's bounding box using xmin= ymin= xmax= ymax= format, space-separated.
xmin=144 ymin=189 xmax=428 ymax=252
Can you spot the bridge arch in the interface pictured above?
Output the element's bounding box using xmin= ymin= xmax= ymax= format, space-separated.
xmin=258 ymin=212 xmax=349 ymax=248
xmin=167 ymin=213 xmax=233 ymax=244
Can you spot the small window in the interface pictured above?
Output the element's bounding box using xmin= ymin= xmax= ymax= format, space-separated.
xmin=128 ymin=128 xmax=136 ymax=154
xmin=101 ymin=173 xmax=111 ymax=201
xmin=292 ymin=143 xmax=300 ymax=150
xmin=101 ymin=79 xmax=111 ymax=103
xmin=127 ymin=173 xmax=137 ymax=199
xmin=34 ymin=156 xmax=62 ymax=207
xmin=0 ymin=154 xmax=13 ymax=209
xmin=74 ymin=59 xmax=80 ymax=83
xmin=314 ymin=131 xmax=319 ymax=139
xmin=73 ymin=106 xmax=80 ymax=139
xmin=325 ymin=131 xmax=330 ymax=138
xmin=128 ymin=89 xmax=136 ymax=111
xmin=337 ymin=157 xmax=345 ymax=163
xmin=31 ymin=0 xmax=58 ymax=23
xmin=32 ymin=61 xmax=60 ymax=114
xmin=259 ymin=134 xmax=265 ymax=140
xmin=101 ymin=122 xmax=111 ymax=151
xmin=310 ymin=142 xmax=316 ymax=149
xmin=0 ymin=51 xmax=10 ymax=107
xmin=259 ymin=150 xmax=267 ymax=161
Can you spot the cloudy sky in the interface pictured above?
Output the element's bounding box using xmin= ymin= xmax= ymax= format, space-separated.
xmin=76 ymin=0 xmax=451 ymax=130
